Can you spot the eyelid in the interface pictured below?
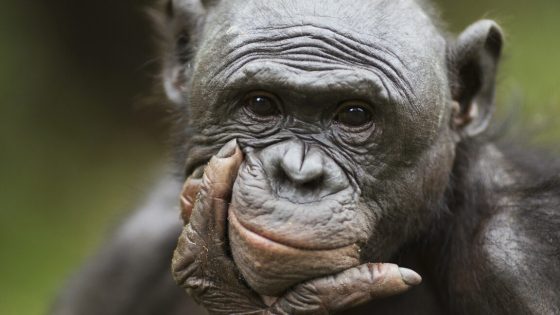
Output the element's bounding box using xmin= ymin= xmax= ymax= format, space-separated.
xmin=243 ymin=90 xmax=280 ymax=103
xmin=241 ymin=90 xmax=282 ymax=121
xmin=333 ymin=100 xmax=374 ymax=132
xmin=337 ymin=100 xmax=372 ymax=110
xmin=334 ymin=100 xmax=373 ymax=120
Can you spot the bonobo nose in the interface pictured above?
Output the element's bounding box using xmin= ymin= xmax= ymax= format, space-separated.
xmin=256 ymin=140 xmax=348 ymax=202
xmin=280 ymin=144 xmax=324 ymax=186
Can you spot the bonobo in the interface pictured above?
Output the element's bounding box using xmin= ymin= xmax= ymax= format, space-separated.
xmin=51 ymin=0 xmax=560 ymax=314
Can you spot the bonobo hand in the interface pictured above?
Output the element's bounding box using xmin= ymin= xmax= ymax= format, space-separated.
xmin=172 ymin=139 xmax=422 ymax=315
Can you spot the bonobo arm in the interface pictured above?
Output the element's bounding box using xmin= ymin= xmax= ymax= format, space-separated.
xmin=50 ymin=175 xmax=205 ymax=315
xmin=172 ymin=140 xmax=422 ymax=315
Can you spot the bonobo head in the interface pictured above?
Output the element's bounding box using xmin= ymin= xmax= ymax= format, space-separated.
xmin=161 ymin=0 xmax=503 ymax=296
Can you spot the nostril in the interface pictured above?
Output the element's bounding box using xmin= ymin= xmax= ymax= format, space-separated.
xmin=299 ymin=174 xmax=325 ymax=191
xmin=276 ymin=165 xmax=325 ymax=189
xmin=258 ymin=142 xmax=350 ymax=203
xmin=279 ymin=146 xmax=325 ymax=187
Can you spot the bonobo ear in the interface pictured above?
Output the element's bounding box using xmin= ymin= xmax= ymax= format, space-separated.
xmin=151 ymin=0 xmax=212 ymax=105
xmin=448 ymin=20 xmax=504 ymax=137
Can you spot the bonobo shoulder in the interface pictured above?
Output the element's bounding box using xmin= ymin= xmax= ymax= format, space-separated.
xmin=476 ymin=179 xmax=560 ymax=314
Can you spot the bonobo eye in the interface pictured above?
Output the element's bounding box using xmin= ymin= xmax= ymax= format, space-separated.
xmin=335 ymin=102 xmax=373 ymax=128
xmin=243 ymin=91 xmax=280 ymax=117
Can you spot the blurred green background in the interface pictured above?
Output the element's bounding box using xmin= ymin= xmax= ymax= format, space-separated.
xmin=0 ymin=1 xmax=558 ymax=314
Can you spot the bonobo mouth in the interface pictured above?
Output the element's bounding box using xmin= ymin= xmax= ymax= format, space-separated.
xmin=229 ymin=210 xmax=359 ymax=253
xmin=226 ymin=140 xmax=371 ymax=295
xmin=229 ymin=211 xmax=361 ymax=296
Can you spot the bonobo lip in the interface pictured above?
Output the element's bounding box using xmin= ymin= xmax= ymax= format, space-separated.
xmin=229 ymin=210 xmax=361 ymax=295
xmin=229 ymin=211 xmax=356 ymax=252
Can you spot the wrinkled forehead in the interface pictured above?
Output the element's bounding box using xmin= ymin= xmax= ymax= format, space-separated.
xmin=201 ymin=0 xmax=444 ymax=61
xmin=192 ymin=0 xmax=448 ymax=109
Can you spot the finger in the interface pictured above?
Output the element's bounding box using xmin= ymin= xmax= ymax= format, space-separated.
xmin=189 ymin=139 xmax=243 ymax=241
xmin=271 ymin=263 xmax=421 ymax=314
xmin=180 ymin=167 xmax=204 ymax=224
xmin=173 ymin=140 xmax=243 ymax=286
xmin=180 ymin=140 xmax=240 ymax=228
xmin=172 ymin=226 xmax=202 ymax=286
xmin=204 ymin=139 xmax=244 ymax=200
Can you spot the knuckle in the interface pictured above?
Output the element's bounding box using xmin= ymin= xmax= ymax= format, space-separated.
xmin=298 ymin=282 xmax=320 ymax=296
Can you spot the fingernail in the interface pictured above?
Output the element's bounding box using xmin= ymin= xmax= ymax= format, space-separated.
xmin=216 ymin=139 xmax=238 ymax=159
xmin=399 ymin=268 xmax=422 ymax=286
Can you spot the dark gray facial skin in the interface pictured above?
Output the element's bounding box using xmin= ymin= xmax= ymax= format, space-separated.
xmin=181 ymin=0 xmax=454 ymax=295
xmin=48 ymin=0 xmax=560 ymax=314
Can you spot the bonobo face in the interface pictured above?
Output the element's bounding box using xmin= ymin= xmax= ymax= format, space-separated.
xmin=181 ymin=0 xmax=455 ymax=295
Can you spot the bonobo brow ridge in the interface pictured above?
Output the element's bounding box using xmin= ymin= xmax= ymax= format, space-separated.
xmin=211 ymin=24 xmax=416 ymax=107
